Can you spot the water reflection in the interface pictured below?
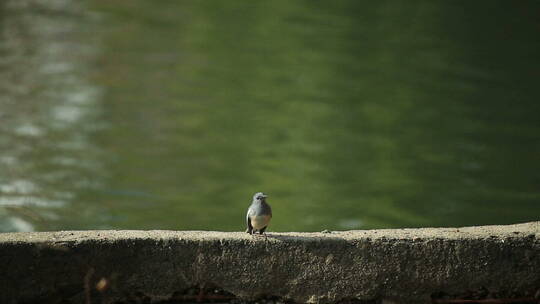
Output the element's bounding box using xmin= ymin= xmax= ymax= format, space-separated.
xmin=0 ymin=0 xmax=105 ymax=231
xmin=1 ymin=0 xmax=539 ymax=232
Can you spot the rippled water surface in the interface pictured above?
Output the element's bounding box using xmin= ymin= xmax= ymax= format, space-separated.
xmin=1 ymin=0 xmax=539 ymax=232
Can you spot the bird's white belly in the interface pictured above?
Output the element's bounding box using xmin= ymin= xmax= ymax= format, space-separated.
xmin=251 ymin=215 xmax=271 ymax=229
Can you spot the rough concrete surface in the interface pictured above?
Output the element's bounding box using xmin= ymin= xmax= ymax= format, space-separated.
xmin=0 ymin=222 xmax=539 ymax=304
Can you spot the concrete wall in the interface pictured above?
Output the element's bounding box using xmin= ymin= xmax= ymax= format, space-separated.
xmin=0 ymin=222 xmax=539 ymax=304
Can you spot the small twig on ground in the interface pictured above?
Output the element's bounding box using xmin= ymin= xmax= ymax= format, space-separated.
xmin=84 ymin=268 xmax=95 ymax=304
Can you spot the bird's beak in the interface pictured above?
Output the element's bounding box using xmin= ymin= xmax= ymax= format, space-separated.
xmin=262 ymin=194 xmax=268 ymax=198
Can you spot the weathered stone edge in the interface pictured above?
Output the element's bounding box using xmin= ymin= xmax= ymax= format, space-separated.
xmin=1 ymin=221 xmax=539 ymax=242
xmin=0 ymin=222 xmax=539 ymax=304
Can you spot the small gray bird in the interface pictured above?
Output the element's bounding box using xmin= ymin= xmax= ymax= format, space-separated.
xmin=246 ymin=192 xmax=272 ymax=235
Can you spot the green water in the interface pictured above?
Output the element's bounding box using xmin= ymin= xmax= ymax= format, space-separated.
xmin=1 ymin=0 xmax=539 ymax=232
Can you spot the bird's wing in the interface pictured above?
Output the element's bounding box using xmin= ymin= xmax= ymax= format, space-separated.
xmin=264 ymin=203 xmax=272 ymax=217
xmin=247 ymin=217 xmax=253 ymax=231
xmin=246 ymin=208 xmax=253 ymax=230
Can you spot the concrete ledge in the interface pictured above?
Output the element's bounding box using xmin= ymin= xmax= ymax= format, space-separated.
xmin=1 ymin=222 xmax=539 ymax=303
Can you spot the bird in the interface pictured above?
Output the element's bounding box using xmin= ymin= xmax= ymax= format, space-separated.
xmin=246 ymin=192 xmax=272 ymax=236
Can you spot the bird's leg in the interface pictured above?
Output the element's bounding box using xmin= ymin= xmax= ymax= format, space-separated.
xmin=250 ymin=229 xmax=263 ymax=237
xmin=257 ymin=227 xmax=268 ymax=240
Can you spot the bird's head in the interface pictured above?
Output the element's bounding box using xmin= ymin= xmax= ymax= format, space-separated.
xmin=253 ymin=192 xmax=268 ymax=202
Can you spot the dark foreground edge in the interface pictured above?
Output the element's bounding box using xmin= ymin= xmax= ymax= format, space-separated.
xmin=1 ymin=222 xmax=539 ymax=304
